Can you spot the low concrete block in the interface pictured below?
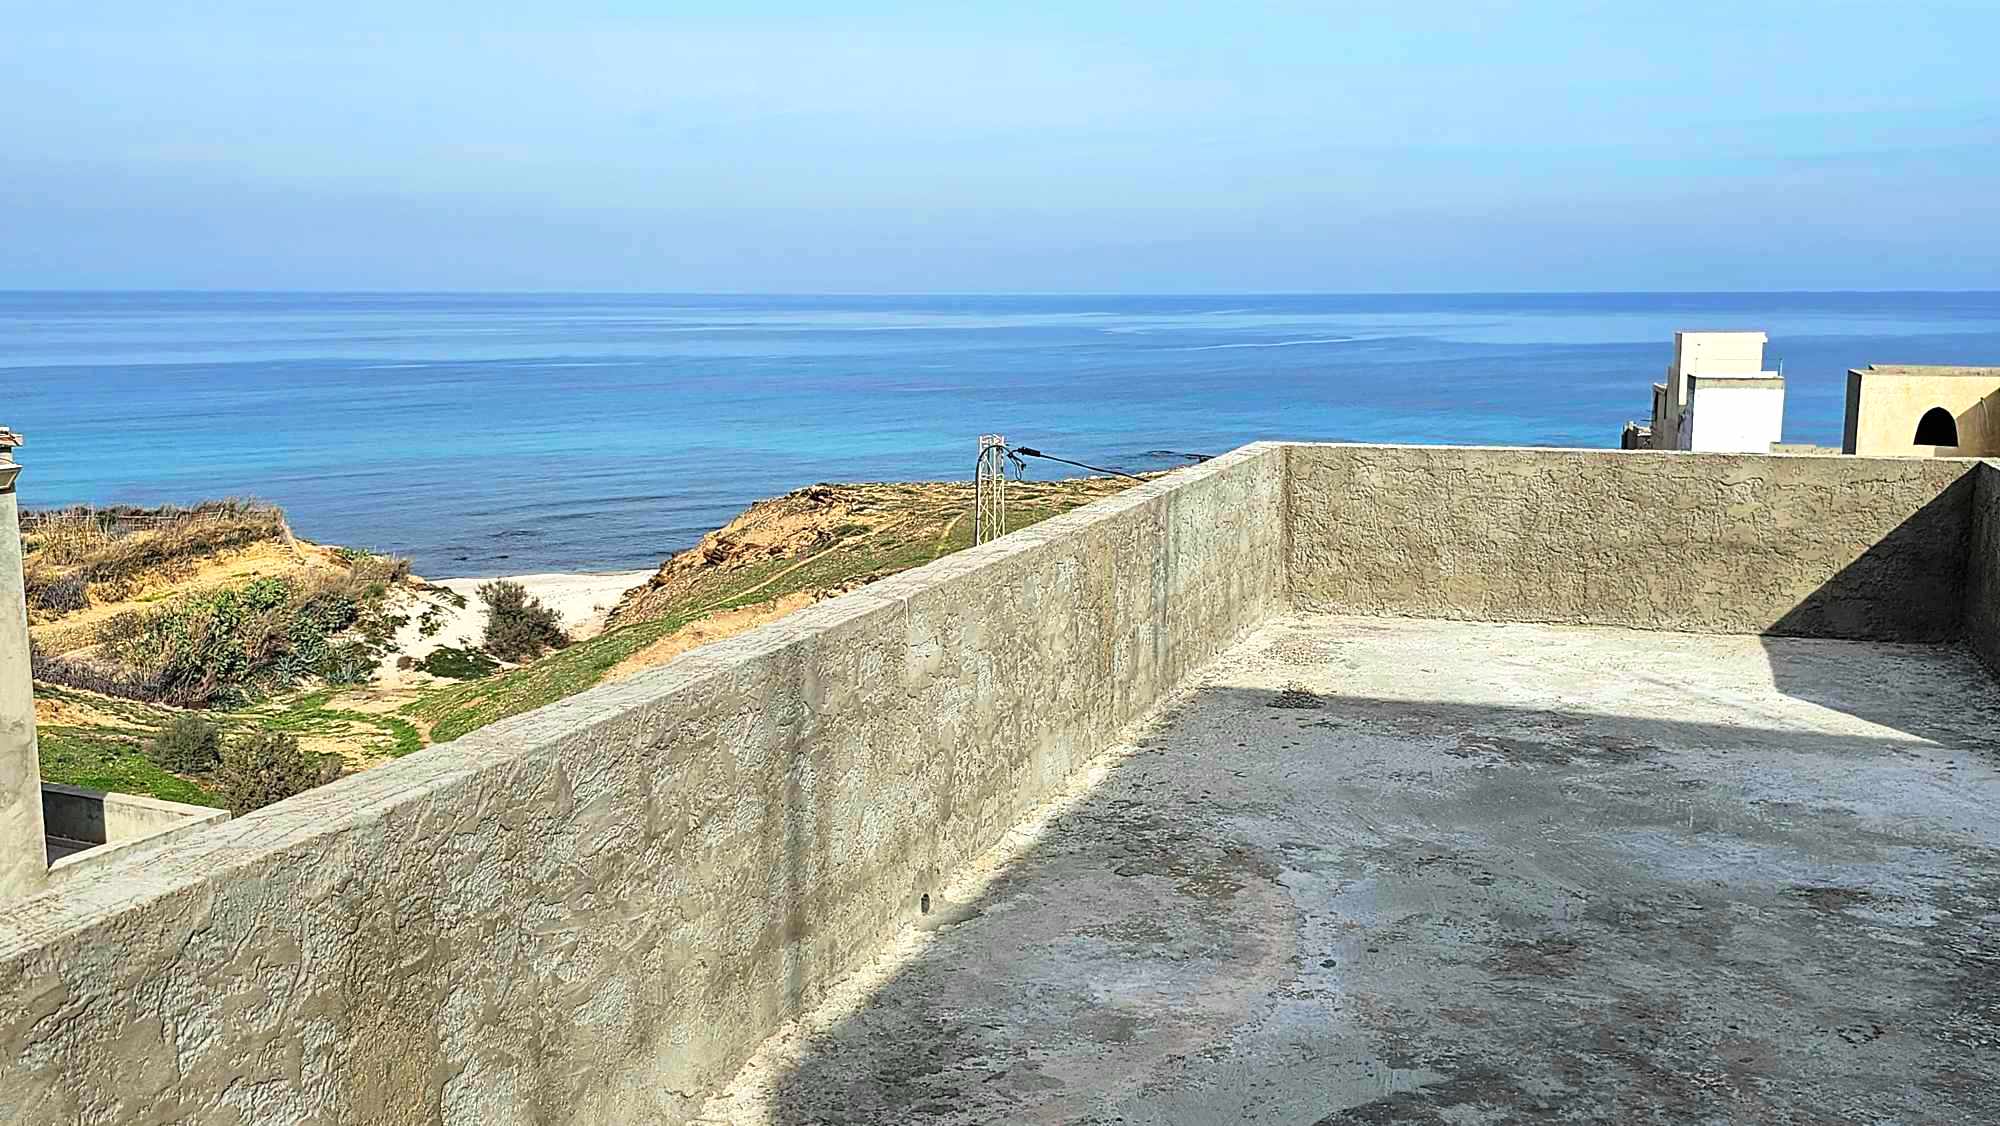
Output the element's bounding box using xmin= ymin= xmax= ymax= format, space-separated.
xmin=41 ymin=784 xmax=229 ymax=884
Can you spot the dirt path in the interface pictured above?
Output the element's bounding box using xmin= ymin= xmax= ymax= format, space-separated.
xmin=689 ymin=519 xmax=909 ymax=617
xmin=936 ymin=512 xmax=964 ymax=549
xmin=606 ymin=592 xmax=822 ymax=682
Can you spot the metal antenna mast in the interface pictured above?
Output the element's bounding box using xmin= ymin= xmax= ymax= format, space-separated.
xmin=973 ymin=434 xmax=1008 ymax=545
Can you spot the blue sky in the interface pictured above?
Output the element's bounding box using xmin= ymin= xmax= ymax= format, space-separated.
xmin=3 ymin=1 xmax=1996 ymax=292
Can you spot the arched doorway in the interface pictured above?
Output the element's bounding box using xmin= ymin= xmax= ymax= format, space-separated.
xmin=1914 ymin=407 xmax=1958 ymax=446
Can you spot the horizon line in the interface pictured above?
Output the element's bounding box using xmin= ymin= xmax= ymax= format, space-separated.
xmin=4 ymin=287 xmax=1999 ymax=299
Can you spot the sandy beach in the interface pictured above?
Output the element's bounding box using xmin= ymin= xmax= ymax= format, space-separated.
xmin=381 ymin=568 xmax=655 ymax=684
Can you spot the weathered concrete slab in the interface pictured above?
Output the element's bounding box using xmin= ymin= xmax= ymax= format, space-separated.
xmin=700 ymin=615 xmax=2000 ymax=1124
xmin=40 ymin=784 xmax=229 ymax=885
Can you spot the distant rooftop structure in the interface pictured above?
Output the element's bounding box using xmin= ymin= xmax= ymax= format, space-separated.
xmin=1622 ymin=331 xmax=1785 ymax=453
xmin=1843 ymin=364 xmax=2000 ymax=457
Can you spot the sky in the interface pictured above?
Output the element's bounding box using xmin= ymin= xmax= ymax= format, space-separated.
xmin=2 ymin=1 xmax=1997 ymax=293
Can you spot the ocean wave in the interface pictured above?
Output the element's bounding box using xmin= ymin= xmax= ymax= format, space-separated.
xmin=1173 ymin=337 xmax=1357 ymax=351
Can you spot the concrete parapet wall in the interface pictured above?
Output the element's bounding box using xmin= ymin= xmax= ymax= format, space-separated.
xmin=0 ymin=444 xmax=1285 ymax=1125
xmin=4 ymin=440 xmax=1994 ymax=1125
xmin=1285 ymin=444 xmax=1978 ymax=639
xmin=1963 ymin=461 xmax=2000 ymax=673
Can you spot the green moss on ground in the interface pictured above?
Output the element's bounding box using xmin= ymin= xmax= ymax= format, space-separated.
xmin=34 ymin=680 xmax=425 ymax=811
xmin=252 ymin=690 xmax=425 ymax=758
xmin=652 ymin=503 xmax=1071 ymax=621
xmin=38 ymin=727 xmax=217 ymax=806
xmin=407 ymin=614 xmax=688 ymax=744
xmin=417 ymin=645 xmax=499 ymax=679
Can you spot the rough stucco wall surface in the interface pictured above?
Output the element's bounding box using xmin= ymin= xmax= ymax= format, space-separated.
xmin=1964 ymin=461 xmax=2000 ymax=673
xmin=0 ymin=444 xmax=1285 ymax=1126
xmin=1285 ymin=444 xmax=1976 ymax=640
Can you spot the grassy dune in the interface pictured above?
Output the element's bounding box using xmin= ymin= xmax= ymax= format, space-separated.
xmin=30 ymin=474 xmax=1145 ymax=803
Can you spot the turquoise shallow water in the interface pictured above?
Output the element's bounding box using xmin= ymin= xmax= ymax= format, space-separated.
xmin=4 ymin=291 xmax=1999 ymax=576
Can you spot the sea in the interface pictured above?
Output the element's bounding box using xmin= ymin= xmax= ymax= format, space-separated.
xmin=5 ymin=291 xmax=2000 ymax=578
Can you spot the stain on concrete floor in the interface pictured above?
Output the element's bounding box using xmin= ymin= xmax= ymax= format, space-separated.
xmin=696 ymin=616 xmax=2000 ymax=1124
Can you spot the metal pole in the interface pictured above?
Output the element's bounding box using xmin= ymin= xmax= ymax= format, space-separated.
xmin=974 ymin=434 xmax=1007 ymax=546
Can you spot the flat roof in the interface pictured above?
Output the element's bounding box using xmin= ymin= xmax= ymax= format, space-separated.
xmin=1688 ymin=371 xmax=1782 ymax=383
xmin=698 ymin=614 xmax=2000 ymax=1123
xmin=1853 ymin=364 xmax=2000 ymax=377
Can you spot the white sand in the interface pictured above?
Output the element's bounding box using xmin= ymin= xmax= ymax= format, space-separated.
xmin=377 ymin=569 xmax=655 ymax=686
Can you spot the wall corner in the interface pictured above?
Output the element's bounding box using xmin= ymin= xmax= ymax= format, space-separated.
xmin=1963 ymin=459 xmax=2000 ymax=678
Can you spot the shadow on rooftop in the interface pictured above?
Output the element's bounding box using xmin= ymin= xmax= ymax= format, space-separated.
xmin=1763 ymin=469 xmax=2000 ymax=746
xmin=718 ymin=470 xmax=2000 ymax=1122
xmin=734 ymin=675 xmax=2000 ymax=1125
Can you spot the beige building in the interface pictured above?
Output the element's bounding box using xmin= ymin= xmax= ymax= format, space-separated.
xmin=1842 ymin=364 xmax=2000 ymax=457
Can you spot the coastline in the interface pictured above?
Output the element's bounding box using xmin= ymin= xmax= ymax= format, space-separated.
xmin=22 ymin=292 xmax=2000 ymax=579
xmin=424 ymin=569 xmax=658 ymax=637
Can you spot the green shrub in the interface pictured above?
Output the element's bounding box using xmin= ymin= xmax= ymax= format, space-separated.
xmin=89 ymin=574 xmax=378 ymax=706
xmin=25 ymin=569 xmax=88 ymax=616
xmin=479 ymin=580 xmax=568 ymax=662
xmin=149 ymin=713 xmax=223 ymax=774
xmin=322 ymin=645 xmax=378 ymax=685
xmin=214 ymin=730 xmax=336 ymax=814
xmin=30 ymin=641 xmax=168 ymax=701
xmin=417 ymin=645 xmax=499 ymax=679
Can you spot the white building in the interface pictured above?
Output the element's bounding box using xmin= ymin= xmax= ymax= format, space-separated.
xmin=1625 ymin=331 xmax=1785 ymax=453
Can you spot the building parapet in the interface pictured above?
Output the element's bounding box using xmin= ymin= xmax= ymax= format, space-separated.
xmin=2 ymin=442 xmax=1997 ymax=1124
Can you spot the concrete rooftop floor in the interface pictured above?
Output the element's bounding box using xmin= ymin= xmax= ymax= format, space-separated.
xmin=696 ymin=615 xmax=2000 ymax=1125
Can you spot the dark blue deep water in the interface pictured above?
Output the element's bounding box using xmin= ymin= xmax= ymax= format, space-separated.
xmin=5 ymin=291 xmax=2000 ymax=576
